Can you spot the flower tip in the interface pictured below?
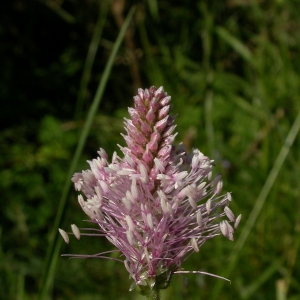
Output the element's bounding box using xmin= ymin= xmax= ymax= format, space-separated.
xmin=154 ymin=86 xmax=164 ymax=96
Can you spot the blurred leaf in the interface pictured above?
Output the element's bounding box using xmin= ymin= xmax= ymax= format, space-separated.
xmin=215 ymin=26 xmax=253 ymax=62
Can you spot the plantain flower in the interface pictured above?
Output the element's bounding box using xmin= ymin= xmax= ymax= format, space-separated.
xmin=60 ymin=86 xmax=241 ymax=298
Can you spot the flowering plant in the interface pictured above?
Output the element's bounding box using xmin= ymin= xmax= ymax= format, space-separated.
xmin=59 ymin=86 xmax=241 ymax=299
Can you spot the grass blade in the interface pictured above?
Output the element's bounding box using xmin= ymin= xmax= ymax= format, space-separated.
xmin=215 ymin=26 xmax=252 ymax=62
xmin=37 ymin=0 xmax=76 ymax=24
xmin=74 ymin=1 xmax=109 ymax=120
xmin=38 ymin=6 xmax=136 ymax=299
xmin=211 ymin=108 xmax=300 ymax=299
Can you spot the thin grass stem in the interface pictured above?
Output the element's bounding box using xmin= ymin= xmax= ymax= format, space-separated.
xmin=211 ymin=108 xmax=300 ymax=299
xmin=37 ymin=7 xmax=136 ymax=299
xmin=74 ymin=0 xmax=109 ymax=120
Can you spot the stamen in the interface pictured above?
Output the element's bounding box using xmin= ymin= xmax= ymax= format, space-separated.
xmin=59 ymin=229 xmax=69 ymax=244
xmin=71 ymin=224 xmax=81 ymax=240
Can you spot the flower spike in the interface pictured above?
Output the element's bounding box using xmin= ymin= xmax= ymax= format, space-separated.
xmin=60 ymin=86 xmax=241 ymax=295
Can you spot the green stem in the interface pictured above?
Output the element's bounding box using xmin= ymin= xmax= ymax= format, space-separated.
xmin=144 ymin=287 xmax=160 ymax=300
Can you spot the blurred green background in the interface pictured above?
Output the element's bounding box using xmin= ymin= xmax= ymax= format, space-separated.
xmin=1 ymin=0 xmax=300 ymax=299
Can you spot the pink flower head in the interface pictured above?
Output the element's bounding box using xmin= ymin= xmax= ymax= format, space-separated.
xmin=61 ymin=86 xmax=241 ymax=293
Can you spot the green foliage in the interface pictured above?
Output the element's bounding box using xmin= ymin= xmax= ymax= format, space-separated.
xmin=1 ymin=0 xmax=300 ymax=299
